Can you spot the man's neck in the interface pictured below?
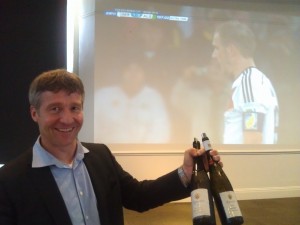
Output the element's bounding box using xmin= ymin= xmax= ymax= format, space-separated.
xmin=233 ymin=57 xmax=256 ymax=79
xmin=40 ymin=141 xmax=77 ymax=164
xmin=51 ymin=148 xmax=76 ymax=165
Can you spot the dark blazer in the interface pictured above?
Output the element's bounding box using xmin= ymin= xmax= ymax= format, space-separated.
xmin=0 ymin=143 xmax=190 ymax=225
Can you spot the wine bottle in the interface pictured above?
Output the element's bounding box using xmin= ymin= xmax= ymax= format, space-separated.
xmin=191 ymin=138 xmax=216 ymax=225
xmin=202 ymin=133 xmax=244 ymax=225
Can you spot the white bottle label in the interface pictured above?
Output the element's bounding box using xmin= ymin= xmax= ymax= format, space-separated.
xmin=203 ymin=140 xmax=212 ymax=151
xmin=191 ymin=188 xmax=210 ymax=218
xmin=219 ymin=191 xmax=243 ymax=218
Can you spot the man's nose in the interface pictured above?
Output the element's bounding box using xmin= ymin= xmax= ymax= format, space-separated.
xmin=60 ymin=110 xmax=74 ymax=123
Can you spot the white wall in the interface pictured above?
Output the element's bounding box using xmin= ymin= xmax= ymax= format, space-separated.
xmin=113 ymin=149 xmax=300 ymax=202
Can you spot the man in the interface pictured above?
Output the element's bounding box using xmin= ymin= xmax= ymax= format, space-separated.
xmin=0 ymin=69 xmax=221 ymax=225
xmin=212 ymin=20 xmax=279 ymax=144
xmin=95 ymin=61 xmax=170 ymax=143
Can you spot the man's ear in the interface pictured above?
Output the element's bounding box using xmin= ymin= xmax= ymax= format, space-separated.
xmin=227 ymin=43 xmax=240 ymax=58
xmin=30 ymin=105 xmax=38 ymax=122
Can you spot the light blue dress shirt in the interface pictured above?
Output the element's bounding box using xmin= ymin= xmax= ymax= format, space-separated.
xmin=32 ymin=138 xmax=101 ymax=225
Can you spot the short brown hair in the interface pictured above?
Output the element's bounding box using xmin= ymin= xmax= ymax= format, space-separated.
xmin=29 ymin=69 xmax=85 ymax=109
xmin=215 ymin=20 xmax=256 ymax=58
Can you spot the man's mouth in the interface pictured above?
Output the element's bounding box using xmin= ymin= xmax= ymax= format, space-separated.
xmin=56 ymin=128 xmax=74 ymax=132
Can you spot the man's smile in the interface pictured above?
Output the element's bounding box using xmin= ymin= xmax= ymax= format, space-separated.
xmin=56 ymin=127 xmax=75 ymax=132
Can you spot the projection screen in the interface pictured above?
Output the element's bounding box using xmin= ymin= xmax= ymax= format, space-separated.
xmin=75 ymin=0 xmax=300 ymax=150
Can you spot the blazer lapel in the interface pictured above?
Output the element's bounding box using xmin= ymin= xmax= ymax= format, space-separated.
xmin=29 ymin=167 xmax=73 ymax=225
xmin=83 ymin=151 xmax=110 ymax=225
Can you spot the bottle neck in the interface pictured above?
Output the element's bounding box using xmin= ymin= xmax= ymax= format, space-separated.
xmin=205 ymin=149 xmax=217 ymax=168
xmin=194 ymin=155 xmax=205 ymax=172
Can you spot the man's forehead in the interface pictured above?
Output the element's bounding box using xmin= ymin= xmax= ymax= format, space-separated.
xmin=41 ymin=90 xmax=81 ymax=96
xmin=39 ymin=90 xmax=83 ymax=103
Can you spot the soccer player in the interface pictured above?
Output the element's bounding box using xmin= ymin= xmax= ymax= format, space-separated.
xmin=212 ymin=20 xmax=279 ymax=144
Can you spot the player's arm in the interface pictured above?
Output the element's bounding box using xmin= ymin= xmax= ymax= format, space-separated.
xmin=243 ymin=111 xmax=264 ymax=144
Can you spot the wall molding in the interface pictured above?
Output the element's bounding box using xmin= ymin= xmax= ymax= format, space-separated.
xmin=235 ymin=186 xmax=300 ymax=200
xmin=113 ymin=148 xmax=300 ymax=156
xmin=174 ymin=186 xmax=300 ymax=202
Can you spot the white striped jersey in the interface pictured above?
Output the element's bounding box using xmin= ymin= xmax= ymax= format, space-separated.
xmin=223 ymin=67 xmax=279 ymax=144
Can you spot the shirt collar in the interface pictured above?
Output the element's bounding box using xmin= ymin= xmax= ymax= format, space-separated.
xmin=32 ymin=136 xmax=89 ymax=168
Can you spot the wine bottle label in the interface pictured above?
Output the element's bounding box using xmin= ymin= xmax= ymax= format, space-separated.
xmin=219 ymin=191 xmax=243 ymax=218
xmin=191 ymin=189 xmax=211 ymax=218
xmin=203 ymin=140 xmax=212 ymax=151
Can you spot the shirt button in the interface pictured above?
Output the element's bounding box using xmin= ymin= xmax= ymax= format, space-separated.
xmin=79 ymin=191 xmax=83 ymax=196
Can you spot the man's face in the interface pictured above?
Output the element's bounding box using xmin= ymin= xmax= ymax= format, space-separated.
xmin=212 ymin=32 xmax=232 ymax=75
xmin=122 ymin=62 xmax=145 ymax=97
xmin=30 ymin=90 xmax=83 ymax=151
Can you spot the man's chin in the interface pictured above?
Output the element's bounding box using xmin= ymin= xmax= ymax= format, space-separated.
xmin=55 ymin=137 xmax=77 ymax=147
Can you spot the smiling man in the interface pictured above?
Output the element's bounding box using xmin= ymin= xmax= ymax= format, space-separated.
xmin=0 ymin=69 xmax=222 ymax=225
xmin=30 ymin=89 xmax=84 ymax=163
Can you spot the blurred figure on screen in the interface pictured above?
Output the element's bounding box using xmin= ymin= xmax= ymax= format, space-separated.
xmin=170 ymin=62 xmax=228 ymax=142
xmin=95 ymin=61 xmax=170 ymax=143
xmin=212 ymin=20 xmax=279 ymax=144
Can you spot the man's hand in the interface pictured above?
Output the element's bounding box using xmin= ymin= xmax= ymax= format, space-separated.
xmin=181 ymin=148 xmax=222 ymax=183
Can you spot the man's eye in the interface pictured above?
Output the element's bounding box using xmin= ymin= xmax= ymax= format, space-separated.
xmin=51 ymin=107 xmax=61 ymax=113
xmin=72 ymin=106 xmax=82 ymax=112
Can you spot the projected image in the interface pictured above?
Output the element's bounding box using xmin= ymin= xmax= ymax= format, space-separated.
xmin=93 ymin=1 xmax=300 ymax=145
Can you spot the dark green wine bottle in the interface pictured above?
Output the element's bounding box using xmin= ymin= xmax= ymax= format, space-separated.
xmin=191 ymin=138 xmax=216 ymax=225
xmin=202 ymin=133 xmax=244 ymax=225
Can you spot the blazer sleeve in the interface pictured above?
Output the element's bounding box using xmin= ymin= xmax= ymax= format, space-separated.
xmin=82 ymin=143 xmax=190 ymax=213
